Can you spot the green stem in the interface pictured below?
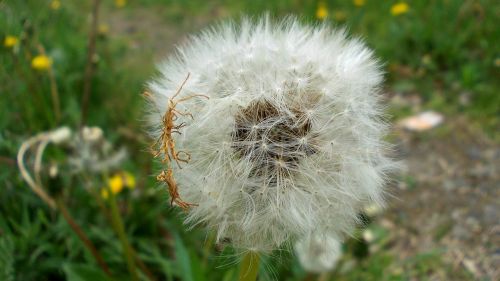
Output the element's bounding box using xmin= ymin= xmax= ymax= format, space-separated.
xmin=55 ymin=197 xmax=112 ymax=276
xmin=202 ymin=231 xmax=216 ymax=267
xmin=91 ymin=180 xmax=155 ymax=281
xmin=238 ymin=251 xmax=260 ymax=281
xmin=108 ymin=192 xmax=139 ymax=281
xmin=318 ymin=271 xmax=331 ymax=281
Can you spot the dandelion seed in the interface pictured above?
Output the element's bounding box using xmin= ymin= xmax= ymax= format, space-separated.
xmin=31 ymin=55 xmax=52 ymax=71
xmin=353 ymin=0 xmax=366 ymax=7
xmin=4 ymin=36 xmax=18 ymax=48
xmin=50 ymin=0 xmax=61 ymax=10
xmin=147 ymin=17 xmax=397 ymax=252
xmin=316 ymin=2 xmax=329 ymax=20
xmin=391 ymin=2 xmax=409 ymax=16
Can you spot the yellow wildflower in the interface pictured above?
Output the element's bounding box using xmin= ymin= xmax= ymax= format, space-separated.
xmin=353 ymin=0 xmax=366 ymax=7
xmin=4 ymin=36 xmax=18 ymax=48
xmin=494 ymin=58 xmax=500 ymax=67
xmin=115 ymin=0 xmax=126 ymax=8
xmin=391 ymin=2 xmax=409 ymax=16
xmin=101 ymin=189 xmax=111 ymax=199
xmin=51 ymin=0 xmax=61 ymax=10
xmin=101 ymin=172 xmax=136 ymax=199
xmin=31 ymin=55 xmax=52 ymax=71
xmin=98 ymin=24 xmax=110 ymax=35
xmin=108 ymin=175 xmax=124 ymax=193
xmin=316 ymin=2 xmax=329 ymax=20
xmin=123 ymin=172 xmax=136 ymax=189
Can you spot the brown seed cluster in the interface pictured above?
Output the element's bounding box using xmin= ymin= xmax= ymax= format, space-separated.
xmin=232 ymin=100 xmax=316 ymax=186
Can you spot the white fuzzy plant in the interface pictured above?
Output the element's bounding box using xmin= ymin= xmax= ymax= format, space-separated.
xmin=295 ymin=233 xmax=342 ymax=273
xmin=147 ymin=16 xmax=395 ymax=264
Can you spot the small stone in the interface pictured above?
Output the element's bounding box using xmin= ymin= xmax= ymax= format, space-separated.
xmin=483 ymin=204 xmax=498 ymax=224
xmin=452 ymin=224 xmax=471 ymax=240
xmin=398 ymin=111 xmax=444 ymax=132
xmin=466 ymin=146 xmax=482 ymax=160
xmin=462 ymin=259 xmax=479 ymax=277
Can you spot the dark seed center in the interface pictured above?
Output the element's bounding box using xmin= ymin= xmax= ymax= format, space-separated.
xmin=232 ymin=100 xmax=316 ymax=185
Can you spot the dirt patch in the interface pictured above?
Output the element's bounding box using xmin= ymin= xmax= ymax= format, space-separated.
xmin=384 ymin=118 xmax=500 ymax=280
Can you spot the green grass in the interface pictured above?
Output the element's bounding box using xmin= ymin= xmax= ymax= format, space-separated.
xmin=0 ymin=0 xmax=496 ymax=280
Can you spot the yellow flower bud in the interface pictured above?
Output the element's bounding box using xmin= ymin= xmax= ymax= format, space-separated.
xmin=391 ymin=2 xmax=409 ymax=16
xmin=51 ymin=0 xmax=61 ymax=10
xmin=101 ymin=189 xmax=110 ymax=199
xmin=353 ymin=0 xmax=365 ymax=7
xmin=108 ymin=175 xmax=124 ymax=194
xmin=31 ymin=55 xmax=53 ymax=71
xmin=316 ymin=2 xmax=329 ymax=20
xmin=123 ymin=172 xmax=136 ymax=189
xmin=98 ymin=24 xmax=110 ymax=35
xmin=115 ymin=0 xmax=126 ymax=8
xmin=4 ymin=36 xmax=18 ymax=48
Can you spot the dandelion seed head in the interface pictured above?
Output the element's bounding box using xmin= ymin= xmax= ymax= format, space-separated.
xmin=147 ymin=17 xmax=397 ymax=252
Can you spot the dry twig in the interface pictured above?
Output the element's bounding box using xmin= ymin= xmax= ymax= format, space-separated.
xmin=147 ymin=73 xmax=208 ymax=210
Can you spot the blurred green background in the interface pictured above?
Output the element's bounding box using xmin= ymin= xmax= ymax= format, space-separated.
xmin=1 ymin=0 xmax=499 ymax=280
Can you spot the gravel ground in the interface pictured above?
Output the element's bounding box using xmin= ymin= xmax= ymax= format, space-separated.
xmin=384 ymin=117 xmax=499 ymax=280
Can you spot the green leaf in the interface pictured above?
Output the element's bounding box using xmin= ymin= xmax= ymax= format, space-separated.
xmin=173 ymin=232 xmax=196 ymax=281
xmin=62 ymin=263 xmax=113 ymax=281
xmin=0 ymin=236 xmax=15 ymax=281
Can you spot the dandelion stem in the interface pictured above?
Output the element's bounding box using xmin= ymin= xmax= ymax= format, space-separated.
xmin=55 ymin=197 xmax=112 ymax=276
xmin=108 ymin=191 xmax=139 ymax=281
xmin=238 ymin=251 xmax=260 ymax=281
xmin=90 ymin=177 xmax=156 ymax=281
xmin=81 ymin=0 xmax=101 ymax=126
xmin=202 ymin=231 xmax=216 ymax=267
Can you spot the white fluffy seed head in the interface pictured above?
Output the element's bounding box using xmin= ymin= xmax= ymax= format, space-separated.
xmin=147 ymin=16 xmax=397 ymax=252
xmin=295 ymin=233 xmax=342 ymax=273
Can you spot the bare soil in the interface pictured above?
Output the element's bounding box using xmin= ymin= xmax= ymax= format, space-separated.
xmin=385 ymin=118 xmax=499 ymax=280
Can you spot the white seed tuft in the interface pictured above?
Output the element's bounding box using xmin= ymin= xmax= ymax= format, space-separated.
xmin=147 ymin=16 xmax=397 ymax=252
